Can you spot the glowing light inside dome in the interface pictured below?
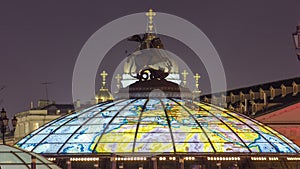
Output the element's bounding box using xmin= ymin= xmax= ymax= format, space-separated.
xmin=16 ymin=98 xmax=300 ymax=154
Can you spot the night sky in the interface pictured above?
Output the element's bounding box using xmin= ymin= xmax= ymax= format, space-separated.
xmin=0 ymin=1 xmax=299 ymax=118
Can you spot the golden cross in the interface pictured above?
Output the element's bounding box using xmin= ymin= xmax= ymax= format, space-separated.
xmin=194 ymin=73 xmax=201 ymax=89
xmin=115 ymin=74 xmax=122 ymax=89
xmin=100 ymin=70 xmax=108 ymax=88
xmin=146 ymin=8 xmax=156 ymax=32
xmin=181 ymin=69 xmax=189 ymax=87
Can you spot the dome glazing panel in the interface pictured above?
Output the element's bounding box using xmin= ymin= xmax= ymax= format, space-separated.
xmin=0 ymin=144 xmax=60 ymax=169
xmin=16 ymin=98 xmax=300 ymax=155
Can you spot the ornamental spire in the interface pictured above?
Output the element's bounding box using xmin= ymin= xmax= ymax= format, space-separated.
xmin=181 ymin=69 xmax=189 ymax=87
xmin=115 ymin=73 xmax=122 ymax=89
xmin=146 ymin=8 xmax=156 ymax=33
xmin=100 ymin=70 xmax=108 ymax=89
xmin=194 ymin=73 xmax=201 ymax=90
xmin=192 ymin=73 xmax=201 ymax=100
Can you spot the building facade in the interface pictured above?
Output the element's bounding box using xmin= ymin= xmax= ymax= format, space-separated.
xmin=201 ymin=77 xmax=300 ymax=117
xmin=14 ymin=100 xmax=74 ymax=141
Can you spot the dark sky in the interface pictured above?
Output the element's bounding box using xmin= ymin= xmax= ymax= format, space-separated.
xmin=0 ymin=1 xmax=299 ymax=118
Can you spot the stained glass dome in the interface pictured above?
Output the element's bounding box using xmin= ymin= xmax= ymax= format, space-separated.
xmin=0 ymin=144 xmax=60 ymax=169
xmin=16 ymin=98 xmax=300 ymax=155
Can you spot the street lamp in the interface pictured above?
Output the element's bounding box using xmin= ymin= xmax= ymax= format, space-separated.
xmin=0 ymin=108 xmax=8 ymax=144
xmin=0 ymin=108 xmax=17 ymax=145
xmin=292 ymin=24 xmax=300 ymax=60
xmin=12 ymin=116 xmax=17 ymax=132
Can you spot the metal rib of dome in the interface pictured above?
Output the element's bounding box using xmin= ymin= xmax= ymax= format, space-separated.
xmin=16 ymin=98 xmax=300 ymax=154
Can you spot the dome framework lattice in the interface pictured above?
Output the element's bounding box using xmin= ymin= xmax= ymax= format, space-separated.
xmin=16 ymin=98 xmax=300 ymax=155
xmin=0 ymin=144 xmax=60 ymax=169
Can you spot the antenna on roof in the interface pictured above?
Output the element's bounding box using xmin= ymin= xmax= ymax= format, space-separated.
xmin=0 ymin=85 xmax=6 ymax=105
xmin=41 ymin=82 xmax=52 ymax=101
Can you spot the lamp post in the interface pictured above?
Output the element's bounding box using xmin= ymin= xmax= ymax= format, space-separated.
xmin=0 ymin=108 xmax=17 ymax=145
xmin=0 ymin=108 xmax=8 ymax=144
xmin=12 ymin=116 xmax=17 ymax=133
xmin=292 ymin=24 xmax=300 ymax=60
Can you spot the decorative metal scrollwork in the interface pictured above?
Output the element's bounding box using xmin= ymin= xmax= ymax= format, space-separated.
xmin=137 ymin=67 xmax=169 ymax=81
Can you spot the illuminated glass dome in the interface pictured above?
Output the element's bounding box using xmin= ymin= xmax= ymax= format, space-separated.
xmin=16 ymin=98 xmax=300 ymax=155
xmin=0 ymin=144 xmax=59 ymax=169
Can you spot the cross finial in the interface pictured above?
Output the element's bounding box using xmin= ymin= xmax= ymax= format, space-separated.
xmin=181 ymin=69 xmax=189 ymax=87
xmin=115 ymin=74 xmax=122 ymax=89
xmin=100 ymin=70 xmax=108 ymax=88
xmin=146 ymin=8 xmax=156 ymax=33
xmin=194 ymin=73 xmax=201 ymax=89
